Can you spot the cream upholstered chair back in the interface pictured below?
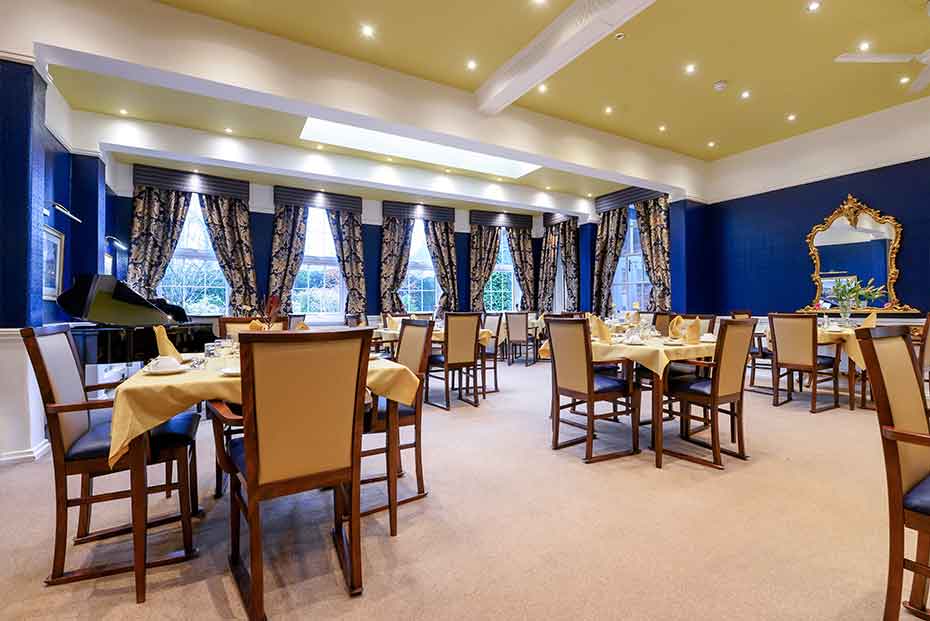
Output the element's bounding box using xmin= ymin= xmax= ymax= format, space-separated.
xmin=483 ymin=313 xmax=503 ymax=354
xmin=684 ymin=314 xmax=716 ymax=334
xmin=411 ymin=312 xmax=434 ymax=321
xmin=547 ymin=318 xmax=591 ymax=394
xmin=731 ymin=310 xmax=752 ymax=320
xmin=918 ymin=313 xmax=930 ymax=375
xmin=505 ymin=312 xmax=529 ymax=344
xmin=653 ymin=313 xmax=670 ymax=337
xmin=858 ymin=327 xmax=930 ymax=494
xmin=769 ymin=314 xmax=815 ymax=367
xmin=396 ymin=319 xmax=433 ymax=374
xmin=219 ymin=316 xmax=287 ymax=341
xmin=445 ymin=312 xmax=481 ymax=365
xmin=714 ymin=319 xmax=758 ymax=397
xmin=240 ymin=329 xmax=371 ymax=486
xmin=24 ymin=328 xmax=90 ymax=453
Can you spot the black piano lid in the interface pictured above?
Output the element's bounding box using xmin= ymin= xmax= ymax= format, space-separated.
xmin=57 ymin=275 xmax=176 ymax=326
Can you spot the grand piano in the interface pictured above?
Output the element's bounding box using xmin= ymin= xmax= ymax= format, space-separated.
xmin=57 ymin=275 xmax=217 ymax=366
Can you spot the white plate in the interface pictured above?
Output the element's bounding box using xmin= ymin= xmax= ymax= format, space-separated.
xmin=144 ymin=367 xmax=187 ymax=376
xmin=219 ymin=367 xmax=241 ymax=377
xmin=700 ymin=337 xmax=717 ymax=343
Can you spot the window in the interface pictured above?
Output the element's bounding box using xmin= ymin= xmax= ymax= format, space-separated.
xmin=554 ymin=244 xmax=566 ymax=312
xmin=398 ymin=219 xmax=437 ymax=313
xmin=483 ymin=232 xmax=522 ymax=311
xmin=610 ymin=205 xmax=652 ymax=313
xmin=290 ymin=207 xmax=347 ymax=317
xmin=158 ymin=194 xmax=230 ymax=315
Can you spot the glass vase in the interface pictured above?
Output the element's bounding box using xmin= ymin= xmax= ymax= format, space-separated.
xmin=838 ymin=300 xmax=852 ymax=327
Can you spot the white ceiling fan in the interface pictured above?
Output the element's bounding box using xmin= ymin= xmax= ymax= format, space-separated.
xmin=835 ymin=47 xmax=930 ymax=93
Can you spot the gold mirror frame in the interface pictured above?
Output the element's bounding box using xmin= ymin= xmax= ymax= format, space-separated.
xmin=800 ymin=194 xmax=917 ymax=314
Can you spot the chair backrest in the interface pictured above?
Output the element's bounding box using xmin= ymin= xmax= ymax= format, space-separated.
xmin=444 ymin=312 xmax=482 ymax=365
xmin=917 ymin=312 xmax=930 ymax=375
xmin=396 ymin=319 xmax=434 ymax=375
xmin=345 ymin=313 xmax=367 ymax=327
xmin=712 ymin=319 xmax=758 ymax=397
xmin=288 ymin=314 xmax=306 ymax=330
xmin=483 ymin=313 xmax=503 ymax=354
xmin=546 ymin=318 xmax=592 ymax=395
xmin=730 ymin=310 xmax=752 ymax=320
xmin=381 ymin=312 xmax=409 ymax=328
xmin=505 ymin=312 xmax=529 ymax=343
xmin=769 ymin=313 xmax=816 ymax=368
xmin=653 ymin=312 xmax=671 ymax=336
xmin=238 ymin=329 xmax=372 ymax=487
xmin=411 ymin=312 xmax=434 ymax=321
xmin=20 ymin=326 xmax=90 ymax=455
xmin=219 ymin=316 xmax=288 ymax=340
xmin=857 ymin=326 xmax=930 ymax=497
xmin=684 ymin=314 xmax=716 ymax=334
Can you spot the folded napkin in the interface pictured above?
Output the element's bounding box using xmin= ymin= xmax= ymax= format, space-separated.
xmin=631 ymin=311 xmax=641 ymax=324
xmin=685 ymin=319 xmax=701 ymax=344
xmin=295 ymin=322 xmax=310 ymax=331
xmin=248 ymin=319 xmax=266 ymax=331
xmin=861 ymin=312 xmax=878 ymax=328
xmin=593 ymin=316 xmax=611 ymax=342
xmin=152 ymin=325 xmax=183 ymax=363
xmin=386 ymin=315 xmax=402 ymax=330
xmin=669 ymin=315 xmax=685 ymax=339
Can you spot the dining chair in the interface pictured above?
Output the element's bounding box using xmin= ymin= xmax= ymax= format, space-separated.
xmin=345 ymin=313 xmax=366 ymax=327
xmin=666 ymin=318 xmax=758 ymax=469
xmin=653 ymin=312 xmax=671 ymax=337
xmin=546 ymin=317 xmax=640 ymax=463
xmin=20 ymin=325 xmax=200 ymax=599
xmin=683 ymin=314 xmax=717 ymax=335
xmin=411 ymin=311 xmax=435 ymax=321
xmin=916 ymin=313 xmax=930 ymax=389
xmin=731 ymin=310 xmax=772 ymax=388
xmin=381 ymin=312 xmax=410 ymax=328
xmin=426 ymin=312 xmax=482 ymax=409
xmin=504 ymin=311 xmax=538 ymax=366
xmin=362 ymin=318 xmax=433 ymax=534
xmin=856 ymin=325 xmax=930 ymax=620
xmin=481 ymin=312 xmax=504 ymax=397
xmin=209 ymin=328 xmax=372 ymax=620
xmin=769 ymin=313 xmax=840 ymax=412
xmin=217 ymin=316 xmax=288 ymax=340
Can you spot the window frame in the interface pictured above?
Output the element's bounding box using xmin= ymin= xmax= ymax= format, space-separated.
xmin=397 ymin=219 xmax=438 ymax=314
xmin=289 ymin=207 xmax=348 ymax=322
xmin=482 ymin=232 xmax=522 ymax=312
xmin=610 ymin=205 xmax=652 ymax=314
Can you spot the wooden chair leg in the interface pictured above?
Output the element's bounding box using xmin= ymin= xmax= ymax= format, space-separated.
xmin=165 ymin=461 xmax=172 ymax=498
xmin=493 ymin=356 xmax=499 ymax=392
xmin=50 ymin=473 xmax=68 ymax=581
xmin=736 ymin=399 xmax=747 ymax=458
xmin=886 ymin=518 xmax=906 ymax=620
xmin=729 ymin=403 xmax=736 ymax=443
xmin=631 ymin=390 xmax=641 ymax=453
xmin=414 ymin=420 xmax=426 ymax=495
xmin=749 ymin=356 xmax=757 ymax=387
xmin=481 ymin=356 xmax=487 ymax=399
xmin=679 ymin=401 xmax=689 ymax=439
xmin=247 ymin=499 xmax=264 ymax=621
xmin=551 ymin=393 xmax=560 ymax=448
xmin=229 ymin=476 xmax=241 ymax=565
xmin=349 ymin=478 xmax=363 ymax=594
xmin=772 ymin=364 xmax=781 ymax=406
xmin=129 ymin=443 xmax=148 ymax=604
xmin=584 ymin=398 xmax=595 ymax=462
xmin=188 ymin=445 xmax=200 ymax=515
xmin=834 ymin=363 xmax=840 ymax=408
xmin=444 ymin=367 xmax=451 ymax=409
xmin=175 ymin=450 xmax=194 ymax=556
xmin=710 ymin=399 xmax=722 ymax=467
xmin=76 ymin=473 xmax=93 ymax=539
xmin=907 ymin=532 xmax=930 ymax=616
xmin=810 ymin=372 xmax=818 ymax=413
xmin=214 ymin=459 xmax=225 ymax=499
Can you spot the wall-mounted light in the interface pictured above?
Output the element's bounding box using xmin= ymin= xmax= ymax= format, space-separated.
xmin=105 ymin=235 xmax=128 ymax=251
xmin=52 ymin=202 xmax=82 ymax=224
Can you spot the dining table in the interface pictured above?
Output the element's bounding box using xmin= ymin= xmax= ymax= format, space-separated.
xmin=375 ymin=327 xmax=494 ymax=347
xmin=816 ymin=326 xmax=866 ymax=410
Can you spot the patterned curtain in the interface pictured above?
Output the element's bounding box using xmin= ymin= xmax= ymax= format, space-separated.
xmin=380 ymin=216 xmax=414 ymax=314
xmin=127 ymin=185 xmax=192 ymax=298
xmin=591 ymin=207 xmax=629 ymax=317
xmin=469 ymin=224 xmax=500 ymax=313
xmin=559 ymin=219 xmax=580 ymax=312
xmin=537 ymin=225 xmax=560 ymax=312
xmin=267 ymin=203 xmax=308 ymax=314
xmin=506 ymin=227 xmax=536 ymax=311
xmin=635 ymin=196 xmax=672 ymax=311
xmin=327 ymin=209 xmax=367 ymax=315
xmin=424 ymin=220 xmax=458 ymax=318
xmin=200 ymin=194 xmax=259 ymax=316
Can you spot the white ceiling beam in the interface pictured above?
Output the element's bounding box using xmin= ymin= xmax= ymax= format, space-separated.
xmin=476 ymin=0 xmax=655 ymax=115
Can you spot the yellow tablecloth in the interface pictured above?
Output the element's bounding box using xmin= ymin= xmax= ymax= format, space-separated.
xmin=538 ymin=337 xmax=717 ymax=376
xmin=375 ymin=328 xmax=493 ymax=347
xmin=818 ymin=327 xmax=864 ymax=367
xmin=109 ymin=356 xmax=420 ymax=466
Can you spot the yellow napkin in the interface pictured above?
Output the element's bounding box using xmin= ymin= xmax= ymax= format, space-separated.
xmin=668 ymin=315 xmax=685 ymax=339
xmin=631 ymin=311 xmax=641 ymax=324
xmin=248 ymin=319 xmax=265 ymax=331
xmin=295 ymin=322 xmax=310 ymax=331
xmin=152 ymin=325 xmax=183 ymax=363
xmin=685 ymin=319 xmax=701 ymax=344
xmin=386 ymin=315 xmax=402 ymax=330
xmin=861 ymin=312 xmax=878 ymax=328
xmin=593 ymin=316 xmax=611 ymax=342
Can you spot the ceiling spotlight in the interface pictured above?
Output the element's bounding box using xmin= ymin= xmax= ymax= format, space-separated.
xmin=537 ymin=83 xmax=548 ymax=94
xmin=224 ymin=127 xmax=233 ymax=133
xmin=386 ymin=157 xmax=393 ymax=162
xmin=787 ymin=113 xmax=797 ymax=122
xmin=193 ymin=169 xmax=199 ymax=173
xmin=444 ymin=168 xmax=452 ymax=173
xmin=119 ymin=108 xmax=128 ymax=115
xmin=496 ymin=177 xmax=503 ymax=182
xmin=466 ymin=59 xmax=478 ymax=71
xmin=707 ymin=141 xmax=717 ymax=148
xmin=319 ymin=188 xmax=326 ymax=193
xmin=614 ymin=32 xmax=625 ymax=40
xmin=858 ymin=41 xmax=871 ymax=52
xmin=684 ymin=63 xmax=697 ymax=75
xmin=604 ymin=106 xmax=613 ymax=114
xmin=316 ymin=144 xmax=324 ymax=150
xmin=532 ymin=0 xmax=547 ymax=5
xmin=659 ymin=124 xmax=667 ymax=132
xmin=360 ymin=23 xmax=375 ymax=39
xmin=806 ymin=1 xmax=821 ymax=12
xmin=900 ymin=76 xmax=912 ymax=85
xmin=586 ymin=193 xmax=593 ymax=198
xmin=740 ymin=89 xmax=751 ymax=100
xmin=545 ymin=186 xmax=551 ymax=190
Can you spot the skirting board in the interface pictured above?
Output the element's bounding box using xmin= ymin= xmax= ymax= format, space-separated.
xmin=0 ymin=439 xmax=50 ymax=464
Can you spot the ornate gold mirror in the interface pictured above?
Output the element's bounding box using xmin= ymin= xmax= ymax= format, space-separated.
xmin=801 ymin=195 xmax=916 ymax=313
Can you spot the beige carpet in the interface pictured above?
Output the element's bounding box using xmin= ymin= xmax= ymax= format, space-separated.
xmin=0 ymin=363 xmax=912 ymax=620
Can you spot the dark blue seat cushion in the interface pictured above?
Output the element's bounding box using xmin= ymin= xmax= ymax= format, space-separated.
xmin=364 ymin=396 xmax=417 ymax=432
xmin=668 ymin=375 xmax=713 ymax=397
xmin=904 ymin=474 xmax=930 ymax=516
xmin=816 ymin=355 xmax=836 ymax=368
xmin=64 ymin=410 xmax=200 ymax=462
xmin=592 ymin=374 xmax=630 ymax=395
xmin=228 ymin=437 xmax=246 ymax=474
xmin=668 ymin=362 xmax=697 ymax=377
xmin=428 ymin=354 xmax=445 ymax=367
xmin=65 ymin=420 xmax=112 ymax=461
xmin=593 ymin=363 xmax=619 ymax=376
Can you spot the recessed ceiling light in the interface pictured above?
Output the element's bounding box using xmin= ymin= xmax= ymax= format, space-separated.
xmin=740 ymin=89 xmax=751 ymax=100
xmin=319 ymin=188 xmax=326 ymax=193
xmin=806 ymin=1 xmax=821 ymax=13
xmin=316 ymin=144 xmax=324 ymax=150
xmin=193 ymin=169 xmax=199 ymax=173
xmin=707 ymin=141 xmax=717 ymax=148
xmin=787 ymin=113 xmax=797 ymax=122
xmin=545 ymin=186 xmax=551 ymax=190
xmin=119 ymin=108 xmax=128 ymax=115
xmin=537 ymin=83 xmax=548 ymax=94
xmin=586 ymin=193 xmax=593 ymax=198
xmin=224 ymin=127 xmax=233 ymax=133
xmin=386 ymin=157 xmax=393 ymax=162
xmin=900 ymin=76 xmax=912 ymax=85
xmin=614 ymin=32 xmax=625 ymax=40
xmin=684 ymin=63 xmax=697 ymax=75
xmin=531 ymin=0 xmax=547 ymax=5
xmin=444 ymin=168 xmax=452 ymax=173
xmin=659 ymin=124 xmax=667 ymax=132
xmin=604 ymin=106 xmax=613 ymax=115
xmin=466 ymin=59 xmax=478 ymax=71
xmin=496 ymin=177 xmax=503 ymax=182
xmin=360 ymin=23 xmax=375 ymax=39
xmin=858 ymin=41 xmax=871 ymax=52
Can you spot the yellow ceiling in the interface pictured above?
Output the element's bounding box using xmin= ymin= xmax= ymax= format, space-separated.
xmin=50 ymin=66 xmax=623 ymax=198
xmin=157 ymin=0 xmax=930 ymax=160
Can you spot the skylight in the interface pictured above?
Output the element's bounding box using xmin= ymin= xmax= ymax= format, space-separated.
xmin=299 ymin=117 xmax=541 ymax=179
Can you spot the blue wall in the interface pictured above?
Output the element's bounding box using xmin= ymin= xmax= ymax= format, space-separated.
xmin=669 ymin=199 xmax=714 ymax=315
xmin=362 ymin=224 xmax=381 ymax=315
xmin=455 ymin=231 xmax=470 ymax=311
xmin=578 ymin=222 xmax=596 ymax=312
xmin=249 ymin=212 xmax=273 ymax=301
xmin=105 ymin=191 xmax=132 ymax=280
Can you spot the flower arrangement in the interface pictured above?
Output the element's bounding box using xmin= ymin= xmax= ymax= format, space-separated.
xmin=258 ymin=294 xmax=282 ymax=329
xmin=829 ymin=277 xmax=886 ymax=309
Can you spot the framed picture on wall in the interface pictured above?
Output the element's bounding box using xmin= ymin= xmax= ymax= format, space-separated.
xmin=42 ymin=225 xmax=65 ymax=301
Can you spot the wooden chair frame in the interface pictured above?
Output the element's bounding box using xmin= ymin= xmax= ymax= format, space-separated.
xmin=504 ymin=311 xmax=538 ymax=366
xmin=481 ymin=312 xmax=504 ymax=397
xmin=857 ymin=326 xmax=930 ymax=621
xmin=217 ymin=316 xmax=289 ymax=338
xmin=545 ymin=317 xmax=641 ymax=464
xmin=210 ymin=328 xmax=372 ymax=620
xmin=769 ymin=313 xmax=840 ymax=413
xmin=20 ymin=325 xmax=198 ymax=601
xmin=730 ymin=310 xmax=773 ymax=389
xmin=426 ymin=312 xmax=482 ymax=410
